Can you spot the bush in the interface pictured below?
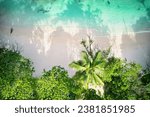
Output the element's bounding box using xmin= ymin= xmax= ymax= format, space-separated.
xmin=136 ymin=66 xmax=150 ymax=99
xmin=104 ymin=58 xmax=142 ymax=100
xmin=35 ymin=66 xmax=72 ymax=100
xmin=1 ymin=78 xmax=35 ymax=99
xmin=0 ymin=48 xmax=34 ymax=99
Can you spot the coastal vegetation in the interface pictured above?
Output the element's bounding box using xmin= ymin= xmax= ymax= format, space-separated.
xmin=0 ymin=38 xmax=150 ymax=100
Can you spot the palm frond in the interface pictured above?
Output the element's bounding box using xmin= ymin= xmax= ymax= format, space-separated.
xmin=93 ymin=73 xmax=104 ymax=86
xmin=80 ymin=51 xmax=90 ymax=65
xmin=93 ymin=51 xmax=102 ymax=66
xmin=69 ymin=62 xmax=86 ymax=71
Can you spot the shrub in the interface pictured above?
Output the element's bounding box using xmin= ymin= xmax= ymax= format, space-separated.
xmin=0 ymin=48 xmax=34 ymax=99
xmin=104 ymin=58 xmax=142 ymax=100
xmin=136 ymin=66 xmax=150 ymax=99
xmin=35 ymin=66 xmax=72 ymax=100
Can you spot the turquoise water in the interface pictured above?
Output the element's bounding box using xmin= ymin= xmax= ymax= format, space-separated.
xmin=0 ymin=0 xmax=150 ymax=76
xmin=0 ymin=0 xmax=150 ymax=32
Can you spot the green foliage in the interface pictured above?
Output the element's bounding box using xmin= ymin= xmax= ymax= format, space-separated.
xmin=0 ymin=48 xmax=34 ymax=99
xmin=104 ymin=57 xmax=142 ymax=100
xmin=141 ymin=66 xmax=150 ymax=85
xmin=69 ymin=37 xmax=105 ymax=96
xmin=0 ymin=47 xmax=74 ymax=100
xmin=0 ymin=48 xmax=34 ymax=81
xmin=0 ymin=39 xmax=149 ymax=100
xmin=35 ymin=66 xmax=72 ymax=100
xmin=136 ymin=66 xmax=150 ymax=99
xmin=1 ymin=78 xmax=35 ymax=100
xmin=69 ymin=38 xmax=147 ymax=100
xmin=82 ymin=89 xmax=103 ymax=100
xmin=67 ymin=81 xmax=103 ymax=100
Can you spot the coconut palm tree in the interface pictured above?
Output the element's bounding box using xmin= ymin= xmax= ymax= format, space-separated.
xmin=69 ymin=37 xmax=106 ymax=96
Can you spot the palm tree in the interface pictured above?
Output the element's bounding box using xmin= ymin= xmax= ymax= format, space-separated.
xmin=69 ymin=37 xmax=105 ymax=96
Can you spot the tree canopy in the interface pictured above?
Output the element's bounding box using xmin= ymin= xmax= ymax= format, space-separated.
xmin=0 ymin=38 xmax=150 ymax=100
